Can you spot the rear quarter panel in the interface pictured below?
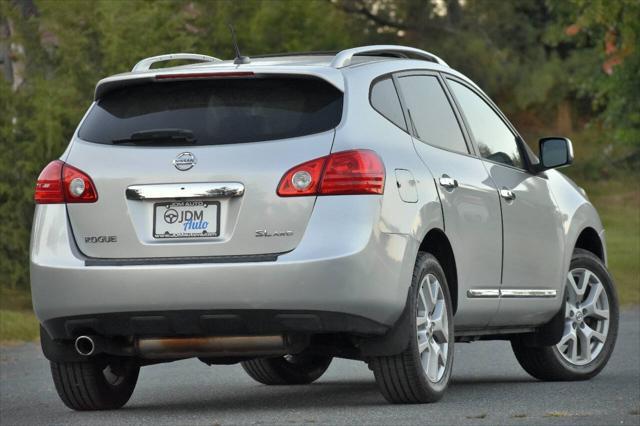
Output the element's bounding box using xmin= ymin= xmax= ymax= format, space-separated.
xmin=334 ymin=64 xmax=444 ymax=303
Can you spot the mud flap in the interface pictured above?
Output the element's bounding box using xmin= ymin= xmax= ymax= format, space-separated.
xmin=358 ymin=289 xmax=413 ymax=357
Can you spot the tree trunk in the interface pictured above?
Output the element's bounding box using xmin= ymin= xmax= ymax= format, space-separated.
xmin=555 ymin=100 xmax=573 ymax=135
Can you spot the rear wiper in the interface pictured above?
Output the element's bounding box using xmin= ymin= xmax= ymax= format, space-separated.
xmin=112 ymin=129 xmax=197 ymax=145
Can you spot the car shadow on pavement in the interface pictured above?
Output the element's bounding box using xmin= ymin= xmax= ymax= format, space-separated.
xmin=127 ymin=379 xmax=386 ymax=411
xmin=124 ymin=376 xmax=539 ymax=412
xmin=451 ymin=375 xmax=536 ymax=385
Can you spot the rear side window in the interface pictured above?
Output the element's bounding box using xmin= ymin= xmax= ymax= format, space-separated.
xmin=370 ymin=77 xmax=406 ymax=130
xmin=396 ymin=75 xmax=468 ymax=154
xmin=79 ymin=78 xmax=343 ymax=146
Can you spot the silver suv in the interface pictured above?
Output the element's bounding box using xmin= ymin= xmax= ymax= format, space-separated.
xmin=31 ymin=45 xmax=618 ymax=409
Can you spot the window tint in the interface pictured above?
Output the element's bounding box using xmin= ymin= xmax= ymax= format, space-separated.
xmin=370 ymin=77 xmax=406 ymax=130
xmin=396 ymin=75 xmax=468 ymax=153
xmin=79 ymin=78 xmax=343 ymax=146
xmin=448 ymin=80 xmax=523 ymax=168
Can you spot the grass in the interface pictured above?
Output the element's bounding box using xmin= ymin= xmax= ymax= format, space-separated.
xmin=544 ymin=411 xmax=571 ymax=418
xmin=0 ymin=177 xmax=637 ymax=343
xmin=0 ymin=309 xmax=39 ymax=343
xmin=0 ymin=287 xmax=38 ymax=344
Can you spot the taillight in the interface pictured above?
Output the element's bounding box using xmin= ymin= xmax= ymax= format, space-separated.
xmin=34 ymin=160 xmax=98 ymax=204
xmin=277 ymin=149 xmax=385 ymax=197
xmin=34 ymin=160 xmax=65 ymax=204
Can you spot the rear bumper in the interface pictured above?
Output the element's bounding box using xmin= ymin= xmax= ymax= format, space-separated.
xmin=41 ymin=309 xmax=389 ymax=341
xmin=31 ymin=197 xmax=416 ymax=337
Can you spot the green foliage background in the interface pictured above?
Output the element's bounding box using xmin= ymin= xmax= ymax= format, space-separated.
xmin=0 ymin=0 xmax=638 ymax=293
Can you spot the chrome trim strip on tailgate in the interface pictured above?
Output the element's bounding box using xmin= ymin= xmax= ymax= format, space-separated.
xmin=85 ymin=252 xmax=283 ymax=267
xmin=126 ymin=182 xmax=245 ymax=200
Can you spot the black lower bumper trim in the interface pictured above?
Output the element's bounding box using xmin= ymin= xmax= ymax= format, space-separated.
xmin=42 ymin=309 xmax=390 ymax=341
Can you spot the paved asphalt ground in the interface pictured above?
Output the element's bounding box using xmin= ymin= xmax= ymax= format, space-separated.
xmin=1 ymin=309 xmax=638 ymax=426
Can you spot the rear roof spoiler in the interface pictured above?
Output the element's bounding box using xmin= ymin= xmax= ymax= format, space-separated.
xmin=94 ymin=45 xmax=449 ymax=100
xmin=94 ymin=69 xmax=345 ymax=100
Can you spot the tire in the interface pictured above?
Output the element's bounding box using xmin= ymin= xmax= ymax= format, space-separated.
xmin=512 ymin=248 xmax=619 ymax=381
xmin=50 ymin=356 xmax=139 ymax=410
xmin=241 ymin=354 xmax=332 ymax=385
xmin=369 ymin=252 xmax=454 ymax=404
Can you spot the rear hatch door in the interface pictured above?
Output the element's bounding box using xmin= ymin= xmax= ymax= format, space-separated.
xmin=65 ymin=75 xmax=342 ymax=259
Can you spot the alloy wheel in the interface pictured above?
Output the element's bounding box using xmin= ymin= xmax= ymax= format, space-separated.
xmin=416 ymin=273 xmax=449 ymax=382
xmin=556 ymin=267 xmax=610 ymax=365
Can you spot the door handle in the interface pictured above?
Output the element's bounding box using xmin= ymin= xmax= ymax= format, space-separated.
xmin=499 ymin=188 xmax=516 ymax=201
xmin=439 ymin=176 xmax=458 ymax=190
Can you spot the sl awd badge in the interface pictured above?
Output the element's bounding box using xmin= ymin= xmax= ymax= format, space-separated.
xmin=255 ymin=229 xmax=294 ymax=238
xmin=173 ymin=152 xmax=196 ymax=171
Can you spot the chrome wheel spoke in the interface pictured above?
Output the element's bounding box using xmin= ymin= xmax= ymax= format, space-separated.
xmin=577 ymin=270 xmax=593 ymax=302
xmin=426 ymin=339 xmax=442 ymax=381
xmin=431 ymin=305 xmax=448 ymax=343
xmin=558 ymin=322 xmax=575 ymax=347
xmin=567 ymin=271 xmax=587 ymax=303
xmin=419 ymin=285 xmax=429 ymax=315
xmin=416 ymin=314 xmax=429 ymax=327
xmin=427 ymin=277 xmax=438 ymax=312
xmin=418 ymin=336 xmax=429 ymax=354
xmin=568 ymin=333 xmax=579 ymax=362
xmin=582 ymin=282 xmax=609 ymax=320
xmin=576 ymin=326 xmax=593 ymax=363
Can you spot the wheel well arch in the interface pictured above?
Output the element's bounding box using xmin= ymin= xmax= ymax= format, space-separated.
xmin=418 ymin=229 xmax=458 ymax=314
xmin=574 ymin=227 xmax=604 ymax=261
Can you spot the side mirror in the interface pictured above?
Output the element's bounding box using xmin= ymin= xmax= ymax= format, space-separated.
xmin=538 ymin=137 xmax=573 ymax=171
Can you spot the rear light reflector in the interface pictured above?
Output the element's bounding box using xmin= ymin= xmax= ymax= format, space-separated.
xmin=34 ymin=160 xmax=98 ymax=204
xmin=277 ymin=149 xmax=385 ymax=197
xmin=62 ymin=163 xmax=98 ymax=203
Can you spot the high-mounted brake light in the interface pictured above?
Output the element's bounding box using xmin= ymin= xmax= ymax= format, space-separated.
xmin=277 ymin=149 xmax=385 ymax=197
xmin=34 ymin=160 xmax=98 ymax=204
xmin=155 ymin=71 xmax=255 ymax=80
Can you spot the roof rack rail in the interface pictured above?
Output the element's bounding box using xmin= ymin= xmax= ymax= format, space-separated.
xmin=330 ymin=45 xmax=448 ymax=68
xmin=132 ymin=53 xmax=222 ymax=72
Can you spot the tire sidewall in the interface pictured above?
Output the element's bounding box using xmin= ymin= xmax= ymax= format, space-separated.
xmin=408 ymin=253 xmax=455 ymax=395
xmin=549 ymin=249 xmax=619 ymax=376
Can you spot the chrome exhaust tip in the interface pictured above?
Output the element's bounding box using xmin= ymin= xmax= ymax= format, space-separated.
xmin=74 ymin=335 xmax=96 ymax=356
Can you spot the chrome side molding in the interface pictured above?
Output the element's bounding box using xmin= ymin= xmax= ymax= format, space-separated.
xmin=500 ymin=289 xmax=557 ymax=298
xmin=126 ymin=182 xmax=245 ymax=200
xmin=467 ymin=289 xmax=557 ymax=298
xmin=467 ymin=289 xmax=500 ymax=298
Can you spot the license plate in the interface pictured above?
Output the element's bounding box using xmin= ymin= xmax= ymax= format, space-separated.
xmin=153 ymin=201 xmax=219 ymax=239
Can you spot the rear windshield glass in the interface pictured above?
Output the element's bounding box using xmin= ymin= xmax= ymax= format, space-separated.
xmin=78 ymin=77 xmax=343 ymax=146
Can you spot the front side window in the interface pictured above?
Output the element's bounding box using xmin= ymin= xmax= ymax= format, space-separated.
xmin=370 ymin=77 xmax=407 ymax=130
xmin=448 ymin=79 xmax=524 ymax=169
xmin=396 ymin=75 xmax=468 ymax=154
